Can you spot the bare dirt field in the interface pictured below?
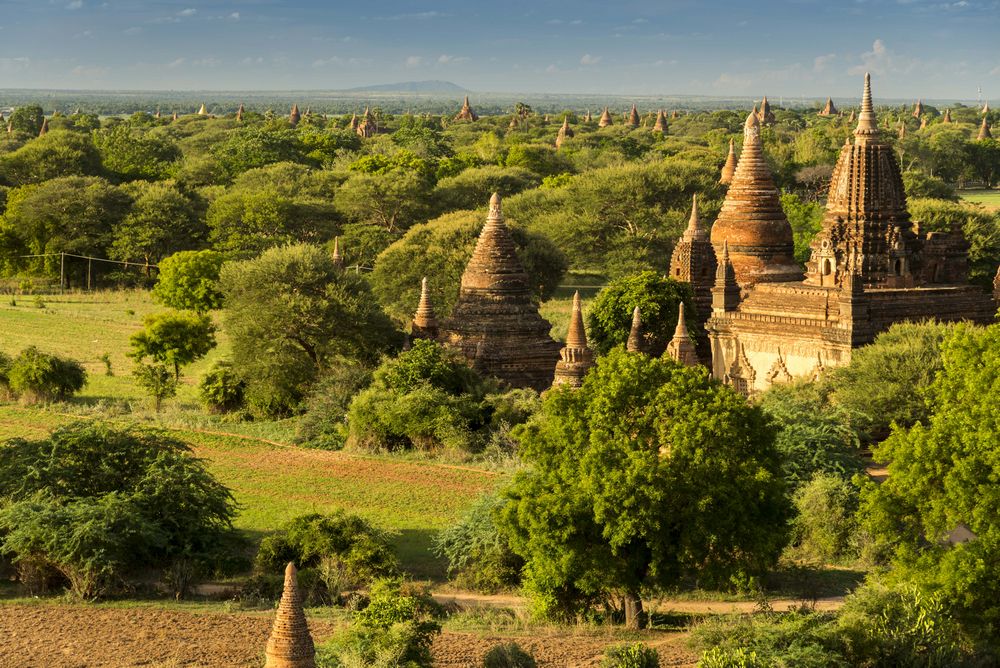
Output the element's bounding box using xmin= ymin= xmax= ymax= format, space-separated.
xmin=0 ymin=604 xmax=698 ymax=667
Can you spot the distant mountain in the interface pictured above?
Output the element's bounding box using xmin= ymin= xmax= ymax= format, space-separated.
xmin=342 ymin=80 xmax=468 ymax=93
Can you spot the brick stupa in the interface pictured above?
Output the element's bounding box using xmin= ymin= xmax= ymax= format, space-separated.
xmin=719 ymin=139 xmax=737 ymax=185
xmin=264 ymin=563 xmax=316 ymax=668
xmin=626 ymin=306 xmax=644 ymax=353
xmin=757 ymin=96 xmax=775 ymax=124
xmin=356 ymin=107 xmax=376 ymax=138
xmin=818 ymin=97 xmax=838 ymax=116
xmin=942 ymin=109 xmax=952 ymax=124
xmin=598 ymin=107 xmax=613 ymax=127
xmin=669 ymin=194 xmax=716 ymax=362
xmin=664 ymin=302 xmax=699 ymax=367
xmin=411 ymin=277 xmax=439 ymax=340
xmin=626 ymin=103 xmax=640 ymax=127
xmin=652 ymin=110 xmax=667 ymax=134
xmin=552 ymin=291 xmax=594 ymax=387
xmin=978 ymin=117 xmax=993 ymax=141
xmin=912 ymin=99 xmax=924 ymax=118
xmin=555 ymin=117 xmax=574 ymax=149
xmin=709 ymin=109 xmax=800 ymax=287
xmin=441 ymin=193 xmax=561 ymax=391
xmin=455 ymin=96 xmax=478 ymax=121
xmin=289 ymin=104 xmax=301 ymax=127
xmin=236 ymin=103 xmax=245 ymax=122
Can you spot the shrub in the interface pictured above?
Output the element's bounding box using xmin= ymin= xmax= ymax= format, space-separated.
xmin=600 ymin=643 xmax=659 ymax=668
xmin=132 ymin=361 xmax=177 ymax=412
xmin=0 ymin=422 xmax=238 ymax=599
xmin=320 ymin=578 xmax=441 ymax=668
xmin=152 ymin=249 xmax=225 ymax=313
xmin=199 ymin=360 xmax=246 ymax=413
xmin=8 ymin=346 xmax=86 ymax=403
xmin=482 ymin=642 xmax=537 ymax=668
xmin=689 ymin=611 xmax=846 ymax=668
xmin=295 ymin=360 xmax=373 ymax=449
xmin=789 ymin=473 xmax=861 ymax=565
xmin=129 ymin=310 xmax=217 ymax=380
xmin=435 ymin=493 xmax=523 ymax=593
xmin=255 ymin=512 xmax=398 ymax=593
xmin=698 ymin=647 xmax=766 ymax=668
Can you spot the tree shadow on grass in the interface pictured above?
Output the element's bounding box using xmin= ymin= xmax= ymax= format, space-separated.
xmin=393 ymin=528 xmax=448 ymax=583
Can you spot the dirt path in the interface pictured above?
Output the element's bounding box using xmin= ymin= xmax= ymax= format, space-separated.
xmin=0 ymin=604 xmax=698 ymax=668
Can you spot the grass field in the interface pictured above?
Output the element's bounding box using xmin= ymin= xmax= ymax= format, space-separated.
xmin=0 ymin=289 xmax=504 ymax=579
xmin=960 ymin=189 xmax=1000 ymax=211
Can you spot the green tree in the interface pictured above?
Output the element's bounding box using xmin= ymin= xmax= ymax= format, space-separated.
xmin=152 ymin=250 xmax=225 ymax=313
xmin=336 ymin=171 xmax=434 ymax=235
xmin=781 ymin=193 xmax=824 ymax=264
xmin=8 ymin=105 xmax=44 ymax=136
xmin=220 ymin=243 xmax=400 ymax=417
xmin=111 ymin=182 xmax=205 ymax=271
xmin=585 ymin=271 xmax=694 ymax=355
xmin=7 ymin=346 xmax=87 ymax=404
xmin=433 ymin=166 xmax=541 ymax=213
xmin=92 ymin=124 xmax=182 ymax=181
xmin=213 ymin=126 xmax=306 ymax=176
xmin=129 ymin=311 xmax=217 ymax=380
xmin=861 ymin=323 xmax=1000 ymax=632
xmin=0 ymin=130 xmax=103 ymax=186
xmin=207 ymin=187 xmax=337 ymax=256
xmin=132 ymin=362 xmax=177 ymax=412
xmin=500 ymin=349 xmax=791 ymax=627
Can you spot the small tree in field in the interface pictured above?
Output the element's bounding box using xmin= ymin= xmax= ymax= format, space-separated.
xmin=133 ymin=362 xmax=177 ymax=412
xmin=129 ymin=311 xmax=216 ymax=380
xmin=152 ymin=250 xmax=225 ymax=313
xmin=499 ymin=348 xmax=791 ymax=628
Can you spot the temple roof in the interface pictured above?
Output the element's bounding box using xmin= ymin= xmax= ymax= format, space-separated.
xmin=264 ymin=563 xmax=316 ymax=668
xmin=553 ymin=291 xmax=594 ymax=388
xmin=913 ymin=99 xmax=924 ymax=118
xmin=289 ymin=104 xmax=301 ymax=126
xmin=819 ymin=97 xmax=838 ymax=116
xmin=681 ymin=194 xmax=708 ymax=243
xmin=709 ymin=110 xmax=798 ymax=286
xmin=720 ymin=138 xmax=737 ymax=185
xmin=555 ymin=117 xmax=574 ymax=148
xmin=758 ymin=96 xmax=775 ymax=124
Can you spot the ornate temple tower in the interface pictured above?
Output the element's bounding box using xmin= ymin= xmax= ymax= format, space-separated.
xmin=668 ymin=194 xmax=716 ymax=361
xmin=804 ymin=73 xmax=918 ymax=289
xmin=758 ymin=96 xmax=775 ymax=124
xmin=441 ymin=194 xmax=561 ymax=391
xmin=264 ymin=563 xmax=316 ymax=668
xmin=709 ymin=110 xmax=801 ymax=287
xmin=411 ymin=277 xmax=438 ymax=340
xmin=552 ymin=291 xmax=594 ymax=387
xmin=455 ymin=96 xmax=479 ymax=121
xmin=356 ymin=107 xmax=377 ymax=138
xmin=818 ymin=97 xmax=838 ymax=116
xmin=664 ymin=303 xmax=699 ymax=367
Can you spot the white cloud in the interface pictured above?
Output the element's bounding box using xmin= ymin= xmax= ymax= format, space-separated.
xmin=580 ymin=53 xmax=601 ymax=65
xmin=570 ymin=19 xmax=582 ymax=25
xmin=813 ymin=53 xmax=836 ymax=72
xmin=437 ymin=54 xmax=469 ymax=64
xmin=165 ymin=58 xmax=185 ymax=68
xmin=229 ymin=12 xmax=240 ymax=20
xmin=405 ymin=55 xmax=423 ymax=68
xmin=312 ymin=56 xmax=371 ymax=68
xmin=177 ymin=8 xmax=196 ymax=17
xmin=0 ymin=57 xmax=30 ymax=72
xmin=123 ymin=26 xmax=142 ymax=35
xmin=377 ymin=11 xmax=447 ymax=21
xmin=66 ymin=0 xmax=83 ymax=9
xmin=849 ymin=39 xmax=918 ymax=76
xmin=545 ymin=64 xmax=558 ymax=73
xmin=71 ymin=65 xmax=109 ymax=78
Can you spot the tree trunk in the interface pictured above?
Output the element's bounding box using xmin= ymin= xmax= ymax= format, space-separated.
xmin=624 ymin=591 xmax=646 ymax=629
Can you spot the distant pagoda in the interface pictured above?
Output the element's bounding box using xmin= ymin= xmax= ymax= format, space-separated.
xmin=818 ymin=97 xmax=837 ymax=116
xmin=411 ymin=277 xmax=439 ymax=340
xmin=941 ymin=109 xmax=952 ymax=124
xmin=236 ymin=103 xmax=245 ymax=122
xmin=197 ymin=103 xmax=208 ymax=116
xmin=264 ymin=563 xmax=316 ymax=668
xmin=912 ymin=99 xmax=924 ymax=118
xmin=552 ymin=291 xmax=594 ymax=388
xmin=455 ymin=95 xmax=478 ymax=121
xmin=356 ymin=107 xmax=376 ymax=138
xmin=555 ymin=117 xmax=574 ymax=149
xmin=719 ymin=138 xmax=737 ymax=185
xmin=757 ymin=96 xmax=775 ymax=124
xmin=668 ymin=194 xmax=716 ymax=361
xmin=289 ymin=104 xmax=301 ymax=126
xmin=598 ymin=107 xmax=613 ymax=127
xmin=626 ymin=306 xmax=645 ymax=353
xmin=978 ymin=117 xmax=993 ymax=141
xmin=652 ymin=109 xmax=667 ymax=134
xmin=626 ymin=103 xmax=640 ymax=127
xmin=440 ymin=193 xmax=561 ymax=391
xmin=38 ymin=118 xmax=48 ymax=137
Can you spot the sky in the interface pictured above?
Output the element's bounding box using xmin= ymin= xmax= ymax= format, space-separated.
xmin=0 ymin=0 xmax=999 ymax=100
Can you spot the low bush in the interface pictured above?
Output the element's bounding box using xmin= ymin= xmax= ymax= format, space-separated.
xmin=255 ymin=512 xmax=398 ymax=600
xmin=7 ymin=346 xmax=86 ymax=403
xmin=600 ymin=643 xmax=659 ymax=668
xmin=434 ymin=493 xmax=523 ymax=593
xmin=788 ymin=473 xmax=862 ymax=565
xmin=697 ymin=647 xmax=766 ymax=668
xmin=482 ymin=642 xmax=537 ymax=668
xmin=199 ymin=360 xmax=246 ymax=413
xmin=318 ymin=578 xmax=441 ymax=668
xmin=295 ymin=360 xmax=373 ymax=449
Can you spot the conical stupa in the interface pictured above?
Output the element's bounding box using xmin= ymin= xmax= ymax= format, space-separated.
xmin=758 ymin=96 xmax=775 ymax=124
xmin=356 ymin=107 xmax=376 ymax=138
xmin=440 ymin=193 xmax=561 ymax=391
xmin=898 ymin=122 xmax=907 ymax=139
xmin=598 ymin=107 xmax=613 ymax=127
xmin=664 ymin=302 xmax=698 ymax=367
xmin=236 ymin=103 xmax=245 ymax=122
xmin=709 ymin=110 xmax=800 ymax=286
xmin=919 ymin=116 xmax=927 ymax=130
xmin=626 ymin=103 xmax=640 ymax=127
xmin=720 ymin=138 xmax=737 ymax=185
xmin=671 ymin=110 xmax=679 ymax=119
xmin=411 ymin=277 xmax=438 ymax=340
xmin=552 ymin=291 xmax=594 ymax=388
xmin=626 ymin=306 xmax=644 ymax=353
xmin=172 ymin=111 xmax=178 ymax=121
xmin=818 ymin=97 xmax=837 ymax=116
xmin=264 ymin=563 xmax=316 ymax=668
xmin=584 ymin=109 xmax=592 ymax=123
xmin=331 ymin=237 xmax=343 ymax=267
xmin=197 ymin=103 xmax=208 ymax=116
xmin=455 ymin=95 xmax=478 ymax=121
xmin=508 ymin=114 xmax=519 ymax=131
xmin=669 ymin=194 xmax=716 ymax=362
xmin=978 ymin=117 xmax=993 ymax=141
xmin=912 ymin=99 xmax=923 ymax=118
xmin=652 ymin=109 xmax=667 ymax=134
xmin=982 ymin=101 xmax=990 ymax=115
xmin=941 ymin=109 xmax=952 ymax=124
xmin=289 ymin=104 xmax=301 ymax=126
xmin=555 ymin=117 xmax=574 ymax=149
xmin=38 ymin=118 xmax=48 ymax=137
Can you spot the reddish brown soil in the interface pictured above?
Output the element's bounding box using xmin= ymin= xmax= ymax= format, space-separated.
xmin=0 ymin=604 xmax=697 ymax=668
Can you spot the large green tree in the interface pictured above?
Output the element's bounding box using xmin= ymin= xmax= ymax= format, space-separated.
xmin=220 ymin=243 xmax=400 ymax=417
xmin=585 ymin=271 xmax=694 ymax=355
xmin=92 ymin=124 xmax=182 ymax=181
xmin=0 ymin=130 xmax=103 ymax=186
xmin=500 ymin=349 xmax=791 ymax=628
xmin=111 ymin=182 xmax=205 ymax=270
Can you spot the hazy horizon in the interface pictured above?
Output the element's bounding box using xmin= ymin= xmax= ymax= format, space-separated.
xmin=0 ymin=1 xmax=998 ymax=102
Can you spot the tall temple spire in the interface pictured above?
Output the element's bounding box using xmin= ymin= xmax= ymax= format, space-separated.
xmin=440 ymin=193 xmax=561 ymax=390
xmin=978 ymin=116 xmax=993 ymax=141
xmin=626 ymin=306 xmax=644 ymax=353
xmin=412 ymin=277 xmax=438 ymax=340
xmin=356 ymin=106 xmax=376 ymax=137
xmin=941 ymin=109 xmax=952 ymax=124
xmin=711 ymin=240 xmax=740 ymax=313
xmin=982 ymin=101 xmax=990 ymax=115
xmin=264 ymin=563 xmax=316 ymax=668
xmin=289 ymin=104 xmax=301 ymax=126
xmin=912 ymin=99 xmax=924 ymax=118
xmin=854 ymin=72 xmax=879 ymax=143
xmin=720 ymin=138 xmax=737 ymax=185
xmin=627 ymin=103 xmax=640 ymax=127
xmin=553 ymin=291 xmax=594 ymax=387
xmin=236 ymin=103 xmax=245 ymax=122
xmin=709 ymin=109 xmax=799 ymax=286
xmin=598 ymin=107 xmax=613 ymax=127
xmin=555 ymin=117 xmax=574 ymax=149
xmin=38 ymin=118 xmax=48 ymax=137
xmin=331 ymin=237 xmax=343 ymax=267
xmin=652 ymin=109 xmax=667 ymax=134
xmin=665 ymin=302 xmax=699 ymax=367
xmin=758 ymin=96 xmax=775 ymax=124
xmin=682 ymin=194 xmax=706 ymax=242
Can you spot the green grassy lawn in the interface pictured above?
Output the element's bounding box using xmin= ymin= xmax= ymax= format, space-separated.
xmin=960 ymin=189 xmax=1000 ymax=211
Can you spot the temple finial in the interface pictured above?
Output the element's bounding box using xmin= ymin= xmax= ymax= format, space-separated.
xmin=626 ymin=306 xmax=644 ymax=353
xmin=854 ymin=72 xmax=879 ymax=140
xmin=264 ymin=563 xmax=316 ymax=668
xmin=331 ymin=236 xmax=343 ymax=266
xmin=487 ymin=192 xmax=503 ymax=222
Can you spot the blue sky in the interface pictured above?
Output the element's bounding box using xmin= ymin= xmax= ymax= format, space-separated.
xmin=0 ymin=0 xmax=998 ymax=99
